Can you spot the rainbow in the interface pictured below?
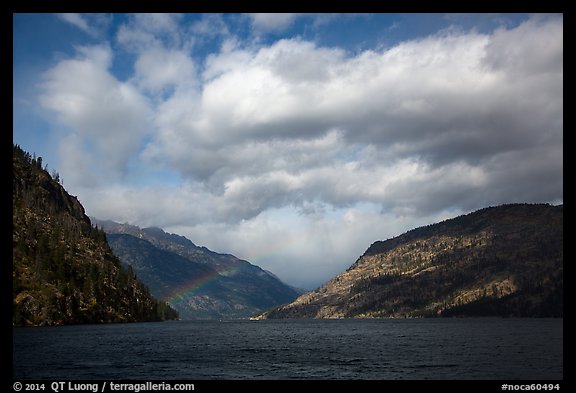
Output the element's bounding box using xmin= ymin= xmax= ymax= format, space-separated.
xmin=165 ymin=234 xmax=308 ymax=305
xmin=165 ymin=262 xmax=245 ymax=305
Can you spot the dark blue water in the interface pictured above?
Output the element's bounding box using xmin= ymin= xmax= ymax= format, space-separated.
xmin=13 ymin=319 xmax=562 ymax=380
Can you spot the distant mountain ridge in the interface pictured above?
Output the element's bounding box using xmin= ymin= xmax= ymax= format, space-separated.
xmin=92 ymin=219 xmax=301 ymax=319
xmin=257 ymin=203 xmax=563 ymax=319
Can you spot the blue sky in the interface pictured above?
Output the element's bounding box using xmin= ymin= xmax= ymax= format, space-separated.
xmin=13 ymin=13 xmax=563 ymax=289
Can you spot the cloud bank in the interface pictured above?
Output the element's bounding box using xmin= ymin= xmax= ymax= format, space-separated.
xmin=36 ymin=14 xmax=563 ymax=288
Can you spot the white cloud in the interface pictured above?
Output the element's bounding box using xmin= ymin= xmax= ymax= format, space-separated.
xmin=117 ymin=13 xmax=185 ymax=52
xmin=141 ymin=16 xmax=562 ymax=222
xmin=134 ymin=46 xmax=196 ymax=94
xmin=178 ymin=33 xmax=497 ymax=154
xmin=483 ymin=15 xmax=563 ymax=78
xmin=245 ymin=13 xmax=351 ymax=35
xmin=190 ymin=13 xmax=231 ymax=42
xmin=57 ymin=13 xmax=92 ymax=34
xmin=56 ymin=13 xmax=112 ymax=37
xmin=39 ymin=44 xmax=152 ymax=185
xmin=246 ymin=13 xmax=301 ymax=33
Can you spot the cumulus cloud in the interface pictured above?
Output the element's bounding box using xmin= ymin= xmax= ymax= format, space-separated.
xmin=134 ymin=46 xmax=196 ymax=94
xmin=117 ymin=13 xmax=185 ymax=52
xmin=141 ymin=16 xmax=562 ymax=221
xmin=245 ymin=13 xmax=345 ymax=35
xmin=39 ymin=44 xmax=152 ymax=185
xmin=246 ymin=13 xmax=302 ymax=33
xmin=483 ymin=15 xmax=563 ymax=77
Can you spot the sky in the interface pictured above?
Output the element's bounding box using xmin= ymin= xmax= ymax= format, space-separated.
xmin=13 ymin=13 xmax=563 ymax=290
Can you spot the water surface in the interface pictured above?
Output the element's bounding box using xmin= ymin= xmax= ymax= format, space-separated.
xmin=13 ymin=318 xmax=563 ymax=380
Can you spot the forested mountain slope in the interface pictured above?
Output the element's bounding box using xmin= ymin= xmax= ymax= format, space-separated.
xmin=94 ymin=220 xmax=301 ymax=320
xmin=257 ymin=204 xmax=563 ymax=319
xmin=13 ymin=144 xmax=178 ymax=326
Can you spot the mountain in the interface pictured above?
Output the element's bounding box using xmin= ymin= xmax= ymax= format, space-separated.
xmin=92 ymin=219 xmax=301 ymax=319
xmin=257 ymin=203 xmax=563 ymax=319
xmin=12 ymin=145 xmax=178 ymax=326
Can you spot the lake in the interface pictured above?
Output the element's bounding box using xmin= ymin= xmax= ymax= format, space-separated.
xmin=13 ymin=318 xmax=562 ymax=380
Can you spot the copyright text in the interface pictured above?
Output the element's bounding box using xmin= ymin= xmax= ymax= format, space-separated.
xmin=12 ymin=382 xmax=195 ymax=393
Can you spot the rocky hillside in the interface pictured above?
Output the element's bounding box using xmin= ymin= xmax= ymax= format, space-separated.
xmin=93 ymin=220 xmax=301 ymax=319
xmin=12 ymin=144 xmax=178 ymax=326
xmin=257 ymin=204 xmax=563 ymax=319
